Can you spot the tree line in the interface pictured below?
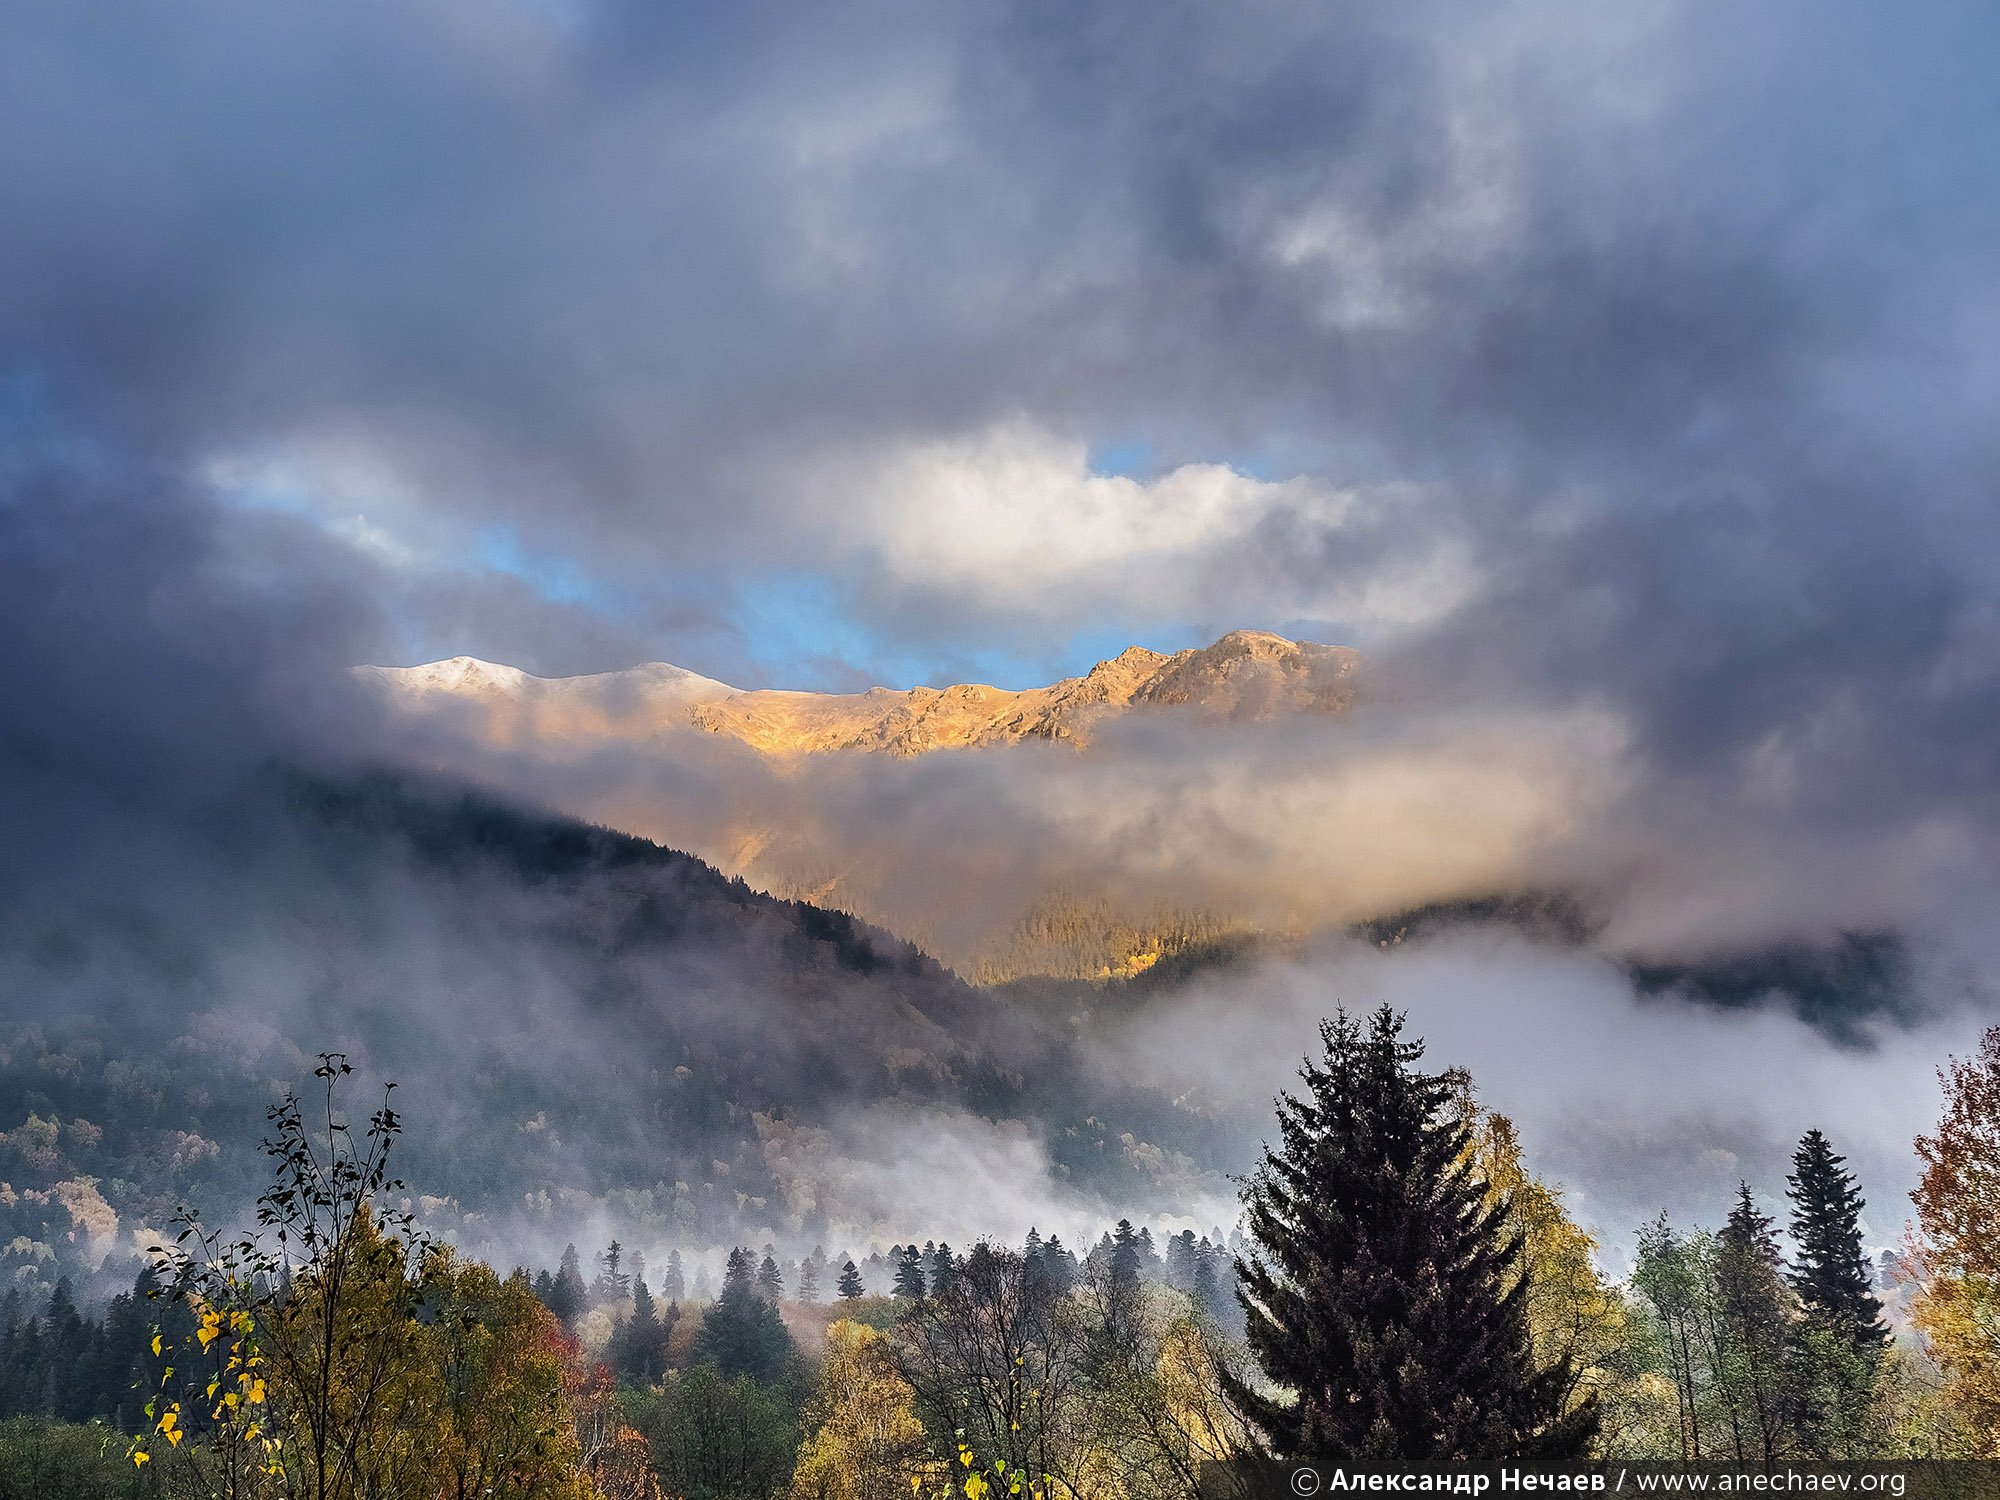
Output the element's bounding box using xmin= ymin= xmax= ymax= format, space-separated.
xmin=0 ymin=1015 xmax=1993 ymax=1498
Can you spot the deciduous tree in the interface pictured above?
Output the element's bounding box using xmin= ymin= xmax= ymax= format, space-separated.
xmin=1911 ymin=1024 xmax=2000 ymax=1454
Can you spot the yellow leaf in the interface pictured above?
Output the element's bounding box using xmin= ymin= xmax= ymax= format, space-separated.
xmin=150 ymin=1334 xmax=162 ymax=1357
xmin=133 ymin=1452 xmax=150 ymax=1468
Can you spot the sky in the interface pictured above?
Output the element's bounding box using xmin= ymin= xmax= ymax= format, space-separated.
xmin=4 ymin=0 xmax=2000 ymax=1254
xmin=1 ymin=0 xmax=1990 ymax=698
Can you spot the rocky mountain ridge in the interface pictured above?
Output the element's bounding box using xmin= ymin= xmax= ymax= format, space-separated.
xmin=361 ymin=629 xmax=1360 ymax=757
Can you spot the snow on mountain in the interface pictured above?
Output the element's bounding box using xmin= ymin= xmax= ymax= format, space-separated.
xmin=359 ymin=631 xmax=1359 ymax=756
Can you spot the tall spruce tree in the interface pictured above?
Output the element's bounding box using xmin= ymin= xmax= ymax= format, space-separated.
xmin=662 ymin=1248 xmax=686 ymax=1303
xmin=756 ymin=1251 xmax=785 ymax=1301
xmin=1226 ymin=1006 xmax=1598 ymax=1458
xmin=614 ymin=1271 xmax=666 ymax=1384
xmin=893 ymin=1245 xmax=928 ymax=1300
xmin=1715 ymin=1184 xmax=1795 ymax=1460
xmin=1786 ymin=1131 xmax=1889 ymax=1355
xmin=1785 ymin=1130 xmax=1889 ymax=1456
xmin=837 ymin=1259 xmax=865 ymax=1299
xmin=1039 ymin=1236 xmax=1074 ymax=1297
xmin=929 ymin=1242 xmax=958 ymax=1296
xmin=548 ymin=1243 xmax=587 ymax=1328
xmin=696 ymin=1247 xmax=794 ymax=1381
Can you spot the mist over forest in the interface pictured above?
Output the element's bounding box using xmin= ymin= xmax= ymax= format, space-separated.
xmin=4 ymin=0 xmax=2000 ymax=1489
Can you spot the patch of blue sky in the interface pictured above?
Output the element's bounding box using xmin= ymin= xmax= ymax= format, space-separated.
xmin=729 ymin=571 xmax=941 ymax=690
xmin=730 ymin=570 xmax=1214 ymax=691
xmin=471 ymin=524 xmax=609 ymax=609
xmin=1087 ymin=437 xmax=1158 ymax=479
xmin=1087 ymin=434 xmax=1288 ymax=484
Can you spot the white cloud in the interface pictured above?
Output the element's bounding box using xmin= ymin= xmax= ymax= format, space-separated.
xmin=824 ymin=421 xmax=1478 ymax=639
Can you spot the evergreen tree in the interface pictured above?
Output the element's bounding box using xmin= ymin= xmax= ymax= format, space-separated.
xmin=1136 ymin=1226 xmax=1162 ymax=1279
xmin=756 ymin=1251 xmax=785 ymax=1301
xmin=549 ymin=1243 xmax=587 ymax=1327
xmin=1193 ymin=1237 xmax=1228 ymax=1324
xmin=594 ymin=1238 xmax=631 ymax=1304
xmin=1715 ymin=1184 xmax=1795 ymax=1460
xmin=1787 ymin=1131 xmax=1889 ymax=1355
xmin=930 ymin=1242 xmax=957 ymax=1296
xmin=1040 ymin=1235 xmax=1075 ymax=1296
xmin=1110 ymin=1221 xmax=1142 ymax=1291
xmin=799 ymin=1245 xmax=826 ymax=1303
xmin=1166 ymin=1229 xmax=1198 ymax=1290
xmin=1786 ymin=1131 xmax=1889 ymax=1456
xmin=893 ymin=1244 xmax=928 ymax=1300
xmin=40 ymin=1279 xmax=87 ymax=1421
xmin=1105 ymin=1219 xmax=1143 ymax=1338
xmin=662 ymin=1247 xmax=686 ymax=1303
xmin=614 ymin=1271 xmax=666 ymax=1385
xmin=695 ymin=1247 xmax=794 ymax=1382
xmin=838 ymin=1259 xmax=865 ymax=1300
xmin=1226 ymin=1006 xmax=1597 ymax=1458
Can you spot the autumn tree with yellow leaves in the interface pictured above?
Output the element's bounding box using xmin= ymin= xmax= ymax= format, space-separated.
xmin=1911 ymin=1022 xmax=2000 ymax=1455
xmin=134 ymin=1054 xmax=598 ymax=1499
xmin=1464 ymin=1105 xmax=1630 ymax=1421
xmin=786 ymin=1320 xmax=938 ymax=1500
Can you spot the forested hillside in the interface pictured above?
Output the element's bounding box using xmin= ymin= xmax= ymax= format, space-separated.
xmin=0 ymin=768 xmax=1230 ymax=1311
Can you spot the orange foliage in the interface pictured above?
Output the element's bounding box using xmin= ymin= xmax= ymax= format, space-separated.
xmin=570 ymin=1358 xmax=662 ymax=1500
xmin=1911 ymin=1024 xmax=2000 ymax=1454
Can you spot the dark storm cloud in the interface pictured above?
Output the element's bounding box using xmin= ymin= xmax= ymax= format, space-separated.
xmin=0 ymin=459 xmax=372 ymax=817
xmin=4 ymin=0 xmax=2000 ymax=1264
xmin=7 ymin=0 xmax=1983 ymax=953
xmin=7 ymin=0 xmax=1995 ymax=708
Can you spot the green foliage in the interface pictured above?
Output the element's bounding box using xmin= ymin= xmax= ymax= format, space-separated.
xmin=1786 ymin=1130 xmax=1889 ymax=1458
xmin=1631 ymin=1206 xmax=1801 ymax=1461
xmin=1787 ymin=1131 xmax=1889 ymax=1349
xmin=0 ymin=1418 xmax=162 ymax=1500
xmin=1715 ymin=1186 xmax=1793 ymax=1460
xmin=893 ymin=1246 xmax=927 ymax=1301
xmin=966 ymin=893 xmax=1245 ymax=985
xmin=612 ymin=1271 xmax=677 ymax=1387
xmin=696 ymin=1249 xmax=796 ymax=1384
xmin=0 ymin=1272 xmax=154 ymax=1428
xmin=1227 ymin=1006 xmax=1596 ymax=1459
xmin=134 ymin=1055 xmax=594 ymax=1499
xmin=638 ymin=1362 xmax=804 ymax=1500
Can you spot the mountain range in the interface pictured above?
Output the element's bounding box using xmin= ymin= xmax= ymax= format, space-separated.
xmin=360 ymin=629 xmax=1360 ymax=757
